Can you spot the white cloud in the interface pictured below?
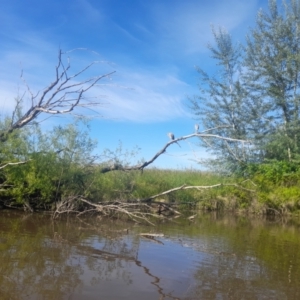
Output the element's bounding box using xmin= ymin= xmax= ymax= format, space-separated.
xmin=1 ymin=0 xmax=259 ymax=124
xmin=149 ymin=0 xmax=259 ymax=54
xmin=74 ymin=0 xmax=104 ymax=23
xmin=93 ymin=68 xmax=193 ymax=122
xmin=0 ymin=42 xmax=193 ymax=123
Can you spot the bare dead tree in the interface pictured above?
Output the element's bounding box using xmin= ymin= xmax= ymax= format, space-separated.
xmin=0 ymin=49 xmax=115 ymax=142
xmin=0 ymin=49 xmax=115 ymax=207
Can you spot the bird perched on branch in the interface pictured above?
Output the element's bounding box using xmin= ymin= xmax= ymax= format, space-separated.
xmin=168 ymin=132 xmax=175 ymax=140
xmin=195 ymin=124 xmax=199 ymax=133
xmin=167 ymin=132 xmax=181 ymax=147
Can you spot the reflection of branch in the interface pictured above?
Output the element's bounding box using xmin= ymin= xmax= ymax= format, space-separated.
xmin=135 ymin=252 xmax=179 ymax=300
xmin=77 ymin=241 xmax=179 ymax=299
xmin=140 ymin=233 xmax=164 ymax=244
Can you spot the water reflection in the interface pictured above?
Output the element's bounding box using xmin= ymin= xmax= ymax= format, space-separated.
xmin=0 ymin=210 xmax=300 ymax=299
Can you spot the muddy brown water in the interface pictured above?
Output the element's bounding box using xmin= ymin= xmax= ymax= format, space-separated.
xmin=0 ymin=210 xmax=300 ymax=300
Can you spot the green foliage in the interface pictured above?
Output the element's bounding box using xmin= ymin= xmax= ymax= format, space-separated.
xmin=3 ymin=115 xmax=227 ymax=210
xmin=83 ymin=168 xmax=224 ymax=205
xmin=191 ymin=0 xmax=300 ymax=172
xmin=244 ymin=0 xmax=300 ymax=162
xmin=240 ymin=160 xmax=300 ymax=212
xmin=0 ymin=120 xmax=97 ymax=207
xmin=4 ymin=4 xmax=300 ymax=214
xmin=244 ymin=161 xmax=300 ymax=184
xmin=190 ymin=27 xmax=256 ymax=173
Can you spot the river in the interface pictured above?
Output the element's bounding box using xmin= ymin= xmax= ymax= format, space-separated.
xmin=0 ymin=210 xmax=300 ymax=299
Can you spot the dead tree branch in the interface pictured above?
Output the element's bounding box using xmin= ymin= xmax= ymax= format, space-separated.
xmin=53 ymin=196 xmax=163 ymax=225
xmin=99 ymin=131 xmax=251 ymax=173
xmin=51 ymin=180 xmax=256 ymax=224
xmin=140 ymin=183 xmax=256 ymax=203
xmin=0 ymin=160 xmax=31 ymax=170
xmin=0 ymin=49 xmax=115 ymax=142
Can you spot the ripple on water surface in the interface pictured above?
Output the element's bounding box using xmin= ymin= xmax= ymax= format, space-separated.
xmin=0 ymin=211 xmax=300 ymax=299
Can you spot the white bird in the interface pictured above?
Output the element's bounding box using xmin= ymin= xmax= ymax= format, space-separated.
xmin=195 ymin=124 xmax=199 ymax=133
xmin=168 ymin=132 xmax=175 ymax=140
xmin=167 ymin=132 xmax=181 ymax=147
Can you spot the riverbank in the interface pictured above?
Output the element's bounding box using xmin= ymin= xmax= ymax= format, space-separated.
xmin=1 ymin=166 xmax=300 ymax=216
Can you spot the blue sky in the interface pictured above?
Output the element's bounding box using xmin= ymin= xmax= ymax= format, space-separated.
xmin=0 ymin=0 xmax=270 ymax=169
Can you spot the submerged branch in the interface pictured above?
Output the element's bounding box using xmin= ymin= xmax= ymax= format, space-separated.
xmin=53 ymin=196 xmax=163 ymax=225
xmin=51 ymin=179 xmax=256 ymax=224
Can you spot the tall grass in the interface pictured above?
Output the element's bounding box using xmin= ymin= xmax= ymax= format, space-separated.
xmin=88 ymin=166 xmax=300 ymax=215
xmin=89 ymin=167 xmax=229 ymax=207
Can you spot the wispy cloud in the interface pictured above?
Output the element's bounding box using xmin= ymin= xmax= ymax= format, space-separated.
xmin=93 ymin=68 xmax=193 ymax=122
xmin=148 ymin=0 xmax=259 ymax=55
xmin=73 ymin=0 xmax=104 ymax=23
xmin=0 ymin=0 xmax=260 ymax=124
xmin=0 ymin=38 xmax=192 ymax=122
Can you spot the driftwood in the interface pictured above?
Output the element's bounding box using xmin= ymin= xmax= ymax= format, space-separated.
xmin=140 ymin=183 xmax=255 ymax=203
xmin=53 ymin=196 xmax=162 ymax=225
xmin=188 ymin=214 xmax=197 ymax=220
xmin=139 ymin=233 xmax=164 ymax=237
xmin=139 ymin=233 xmax=164 ymax=244
xmin=51 ymin=177 xmax=256 ymax=224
